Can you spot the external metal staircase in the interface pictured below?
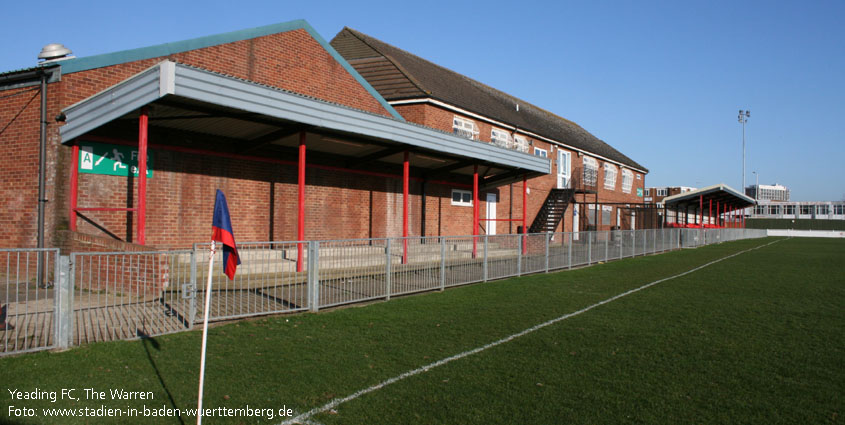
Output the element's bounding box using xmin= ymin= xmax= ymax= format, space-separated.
xmin=528 ymin=188 xmax=575 ymax=233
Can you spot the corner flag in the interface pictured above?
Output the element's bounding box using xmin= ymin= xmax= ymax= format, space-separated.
xmin=211 ymin=189 xmax=240 ymax=279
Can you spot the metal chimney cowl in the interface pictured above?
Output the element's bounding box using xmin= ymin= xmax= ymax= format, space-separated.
xmin=38 ymin=43 xmax=74 ymax=63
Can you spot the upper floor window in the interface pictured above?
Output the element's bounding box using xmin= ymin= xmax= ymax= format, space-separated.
xmin=644 ymin=189 xmax=651 ymax=196
xmin=533 ymin=147 xmax=548 ymax=158
xmin=453 ymin=116 xmax=478 ymax=140
xmin=583 ymin=156 xmax=598 ymax=187
xmin=514 ymin=135 xmax=529 ymax=153
xmin=603 ymin=163 xmax=617 ymax=190
xmin=491 ymin=128 xmax=512 ymax=148
xmin=656 ymin=188 xmax=668 ymax=197
xmin=621 ymin=169 xmax=633 ymax=193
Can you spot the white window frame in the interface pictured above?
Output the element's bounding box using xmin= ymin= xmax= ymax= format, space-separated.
xmin=513 ymin=135 xmax=529 ymax=153
xmin=657 ymin=188 xmax=668 ymax=197
xmin=583 ymin=156 xmax=598 ymax=187
xmin=491 ymin=128 xmax=512 ymax=148
xmin=451 ymin=189 xmax=473 ymax=207
xmin=644 ymin=188 xmax=650 ymax=196
xmin=533 ymin=147 xmax=548 ymax=158
xmin=603 ymin=163 xmax=617 ymax=190
xmin=453 ymin=116 xmax=478 ymax=140
xmin=621 ymin=169 xmax=633 ymax=193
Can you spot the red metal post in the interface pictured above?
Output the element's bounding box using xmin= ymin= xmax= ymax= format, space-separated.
xmin=297 ymin=131 xmax=306 ymax=272
xmin=709 ymin=199 xmax=712 ymax=226
xmin=472 ymin=164 xmax=478 ymax=258
xmin=69 ymin=144 xmax=79 ymax=232
xmin=522 ymin=174 xmax=527 ymax=255
xmin=403 ymin=151 xmax=409 ymax=264
xmin=137 ymin=107 xmax=148 ymax=245
xmin=699 ymin=195 xmax=703 ymax=227
xmin=716 ymin=201 xmax=720 ymax=227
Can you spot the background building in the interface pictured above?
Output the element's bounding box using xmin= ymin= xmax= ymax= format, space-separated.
xmin=644 ymin=186 xmax=696 ymax=205
xmin=745 ymin=183 xmax=790 ymax=201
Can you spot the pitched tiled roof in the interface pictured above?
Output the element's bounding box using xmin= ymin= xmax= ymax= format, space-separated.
xmin=331 ymin=27 xmax=647 ymax=172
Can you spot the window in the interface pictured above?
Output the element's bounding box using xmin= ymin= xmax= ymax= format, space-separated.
xmin=800 ymin=205 xmax=813 ymax=215
xmin=514 ymin=135 xmax=529 ymax=153
xmin=835 ymin=205 xmax=845 ymax=215
xmin=491 ymin=128 xmax=511 ymax=148
xmin=603 ymin=163 xmax=617 ymax=190
xmin=451 ymin=189 xmax=473 ymax=206
xmin=602 ymin=206 xmax=613 ymax=226
xmin=644 ymin=189 xmax=650 ymax=196
xmin=755 ymin=206 xmax=766 ymax=215
xmin=656 ymin=188 xmax=668 ymax=197
xmin=784 ymin=205 xmax=795 ymax=215
xmin=817 ymin=205 xmax=830 ymax=215
xmin=583 ymin=156 xmax=598 ymax=187
xmin=621 ymin=169 xmax=633 ymax=193
xmin=768 ymin=205 xmax=780 ymax=215
xmin=453 ymin=116 xmax=478 ymax=140
xmin=533 ymin=147 xmax=548 ymax=157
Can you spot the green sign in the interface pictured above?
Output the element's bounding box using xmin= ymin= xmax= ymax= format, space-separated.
xmin=78 ymin=141 xmax=153 ymax=178
xmin=636 ymin=188 xmax=643 ymax=197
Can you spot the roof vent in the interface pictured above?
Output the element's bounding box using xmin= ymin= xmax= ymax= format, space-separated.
xmin=38 ymin=43 xmax=75 ymax=63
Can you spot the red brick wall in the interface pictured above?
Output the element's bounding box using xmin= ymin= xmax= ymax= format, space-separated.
xmin=393 ymin=103 xmax=647 ymax=234
xmin=0 ymin=28 xmax=397 ymax=250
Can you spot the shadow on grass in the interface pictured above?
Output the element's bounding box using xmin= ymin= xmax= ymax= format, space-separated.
xmin=137 ymin=330 xmax=185 ymax=425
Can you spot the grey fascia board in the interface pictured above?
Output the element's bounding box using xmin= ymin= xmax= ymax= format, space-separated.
xmin=59 ymin=61 xmax=548 ymax=174
xmin=60 ymin=66 xmax=162 ymax=143
xmin=173 ymin=65 xmax=549 ymax=174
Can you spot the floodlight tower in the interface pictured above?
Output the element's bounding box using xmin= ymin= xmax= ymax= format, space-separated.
xmin=738 ymin=109 xmax=750 ymax=190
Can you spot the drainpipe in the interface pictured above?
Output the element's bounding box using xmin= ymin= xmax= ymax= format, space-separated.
xmin=37 ymin=70 xmax=48 ymax=249
xmin=37 ymin=70 xmax=47 ymax=286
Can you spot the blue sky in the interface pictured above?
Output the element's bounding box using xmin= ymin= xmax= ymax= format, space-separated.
xmin=3 ymin=0 xmax=843 ymax=201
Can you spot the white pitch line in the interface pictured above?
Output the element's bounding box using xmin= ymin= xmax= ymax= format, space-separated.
xmin=281 ymin=238 xmax=782 ymax=425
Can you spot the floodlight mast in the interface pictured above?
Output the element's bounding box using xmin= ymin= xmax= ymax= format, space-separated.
xmin=738 ymin=109 xmax=750 ymax=191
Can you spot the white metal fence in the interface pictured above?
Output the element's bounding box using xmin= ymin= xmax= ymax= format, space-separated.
xmin=0 ymin=228 xmax=766 ymax=356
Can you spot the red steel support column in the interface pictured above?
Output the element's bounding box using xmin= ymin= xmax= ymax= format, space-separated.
xmin=69 ymin=144 xmax=79 ymax=232
xmin=522 ymin=174 xmax=527 ymax=255
xmin=716 ymin=201 xmax=720 ymax=227
xmin=297 ymin=132 xmax=306 ymax=272
xmin=699 ymin=195 xmax=703 ymax=227
xmin=472 ymin=165 xmax=478 ymax=258
xmin=709 ymin=199 xmax=712 ymax=226
xmin=137 ymin=107 xmax=148 ymax=245
xmin=403 ymin=151 xmax=409 ymax=264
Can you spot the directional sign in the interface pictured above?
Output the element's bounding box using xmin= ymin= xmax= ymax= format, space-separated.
xmin=636 ymin=188 xmax=643 ymax=197
xmin=78 ymin=141 xmax=153 ymax=178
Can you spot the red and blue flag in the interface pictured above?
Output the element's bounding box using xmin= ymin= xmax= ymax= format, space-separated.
xmin=212 ymin=189 xmax=240 ymax=280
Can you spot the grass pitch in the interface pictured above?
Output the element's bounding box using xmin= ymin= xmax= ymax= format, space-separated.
xmin=1 ymin=237 xmax=842 ymax=424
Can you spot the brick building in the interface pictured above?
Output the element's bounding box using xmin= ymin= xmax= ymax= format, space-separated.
xmin=644 ymin=186 xmax=697 ymax=205
xmin=331 ymin=28 xmax=649 ymax=234
xmin=0 ymin=20 xmax=644 ymax=251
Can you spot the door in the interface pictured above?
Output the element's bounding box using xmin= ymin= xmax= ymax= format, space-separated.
xmin=557 ymin=150 xmax=571 ymax=189
xmin=486 ymin=193 xmax=497 ymax=235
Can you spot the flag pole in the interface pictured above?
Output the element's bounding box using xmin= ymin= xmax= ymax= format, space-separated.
xmin=197 ymin=240 xmax=216 ymax=425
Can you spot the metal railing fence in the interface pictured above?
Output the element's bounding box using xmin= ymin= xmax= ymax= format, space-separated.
xmin=1 ymin=228 xmax=767 ymax=356
xmin=1 ymin=249 xmax=60 ymax=355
